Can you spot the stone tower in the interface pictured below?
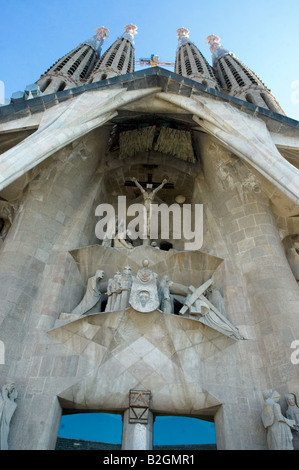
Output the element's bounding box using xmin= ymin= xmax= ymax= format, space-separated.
xmin=35 ymin=27 xmax=109 ymax=95
xmin=175 ymin=28 xmax=219 ymax=89
xmin=90 ymin=24 xmax=137 ymax=82
xmin=206 ymin=34 xmax=285 ymax=114
xmin=0 ymin=25 xmax=299 ymax=451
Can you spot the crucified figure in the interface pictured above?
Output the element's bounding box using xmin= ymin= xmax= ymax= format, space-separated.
xmin=131 ymin=177 xmax=168 ymax=241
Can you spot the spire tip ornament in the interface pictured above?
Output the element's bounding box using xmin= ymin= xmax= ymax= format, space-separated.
xmin=123 ymin=24 xmax=138 ymax=41
xmin=206 ymin=34 xmax=221 ymax=53
xmin=206 ymin=34 xmax=230 ymax=65
xmin=176 ymin=27 xmax=190 ymax=41
xmin=95 ymin=26 xmax=110 ymax=43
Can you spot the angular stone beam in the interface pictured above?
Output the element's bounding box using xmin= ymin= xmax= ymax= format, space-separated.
xmin=0 ymin=87 xmax=161 ymax=191
xmin=157 ymin=92 xmax=299 ymax=206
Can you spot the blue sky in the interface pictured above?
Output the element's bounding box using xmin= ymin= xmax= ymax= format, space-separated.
xmin=58 ymin=413 xmax=216 ymax=445
xmin=0 ymin=0 xmax=298 ymax=447
xmin=1 ymin=0 xmax=299 ymax=120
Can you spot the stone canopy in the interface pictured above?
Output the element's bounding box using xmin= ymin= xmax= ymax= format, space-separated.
xmin=0 ymin=67 xmax=299 ymax=211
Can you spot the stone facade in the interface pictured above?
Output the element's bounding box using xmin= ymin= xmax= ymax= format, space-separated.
xmin=0 ymin=26 xmax=299 ymax=451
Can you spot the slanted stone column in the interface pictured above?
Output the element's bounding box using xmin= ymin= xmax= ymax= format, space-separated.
xmin=0 ymin=126 xmax=109 ymax=449
xmin=121 ymin=389 xmax=153 ymax=450
xmin=199 ymin=134 xmax=299 ymax=449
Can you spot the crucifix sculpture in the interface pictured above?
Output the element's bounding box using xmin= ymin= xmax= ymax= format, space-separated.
xmin=131 ymin=176 xmax=167 ymax=241
xmin=126 ymin=174 xmax=173 ymax=243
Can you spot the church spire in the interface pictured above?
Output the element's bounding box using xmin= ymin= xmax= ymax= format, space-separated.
xmin=206 ymin=34 xmax=285 ymax=115
xmin=175 ymin=28 xmax=219 ymax=89
xmin=90 ymin=24 xmax=137 ymax=83
xmin=35 ymin=27 xmax=109 ymax=95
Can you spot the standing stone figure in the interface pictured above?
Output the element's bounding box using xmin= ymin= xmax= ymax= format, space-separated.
xmin=261 ymin=390 xmax=296 ymax=450
xmin=158 ymin=275 xmax=174 ymax=313
xmin=285 ymin=393 xmax=299 ymax=449
xmin=112 ymin=271 xmax=123 ymax=311
xmin=285 ymin=393 xmax=299 ymax=427
xmin=120 ymin=266 xmax=133 ymax=309
xmin=105 ymin=271 xmax=125 ymax=312
xmin=105 ymin=277 xmax=114 ymax=312
xmin=0 ymin=383 xmax=18 ymax=450
xmin=71 ymin=270 xmax=105 ymax=316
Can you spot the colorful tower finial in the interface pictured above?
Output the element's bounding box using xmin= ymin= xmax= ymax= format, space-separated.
xmin=95 ymin=26 xmax=110 ymax=44
xmin=175 ymin=28 xmax=219 ymax=89
xmin=206 ymin=34 xmax=221 ymax=52
xmin=206 ymin=35 xmax=229 ymax=66
xmin=83 ymin=26 xmax=109 ymax=56
xmin=176 ymin=27 xmax=190 ymax=46
xmin=123 ymin=24 xmax=138 ymax=42
xmin=176 ymin=27 xmax=190 ymax=40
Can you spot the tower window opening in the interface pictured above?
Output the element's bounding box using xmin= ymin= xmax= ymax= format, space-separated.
xmin=219 ymin=61 xmax=232 ymax=89
xmin=68 ymin=48 xmax=89 ymax=76
xmin=127 ymin=50 xmax=134 ymax=73
xmin=40 ymin=78 xmax=52 ymax=92
xmin=117 ymin=53 xmax=126 ymax=70
xmin=57 ymin=81 xmax=66 ymax=92
xmin=224 ymin=56 xmax=245 ymax=87
xmin=53 ymin=46 xmax=81 ymax=72
xmin=260 ymin=92 xmax=277 ymax=112
xmin=190 ymin=47 xmax=204 ymax=73
xmin=80 ymin=52 xmax=95 ymax=80
xmin=106 ymin=52 xmax=116 ymax=67
xmin=245 ymin=93 xmax=256 ymax=105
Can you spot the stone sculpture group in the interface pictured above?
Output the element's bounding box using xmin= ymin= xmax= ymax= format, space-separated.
xmin=62 ymin=258 xmax=243 ymax=341
xmin=262 ymin=390 xmax=299 ymax=450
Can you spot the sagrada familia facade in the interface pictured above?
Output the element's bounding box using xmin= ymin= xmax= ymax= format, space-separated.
xmin=0 ymin=24 xmax=299 ymax=451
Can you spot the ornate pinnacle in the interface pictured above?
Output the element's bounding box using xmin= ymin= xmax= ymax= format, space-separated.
xmin=206 ymin=34 xmax=230 ymax=65
xmin=206 ymin=34 xmax=221 ymax=53
xmin=176 ymin=27 xmax=190 ymax=41
xmin=123 ymin=24 xmax=138 ymax=40
xmin=95 ymin=26 xmax=110 ymax=44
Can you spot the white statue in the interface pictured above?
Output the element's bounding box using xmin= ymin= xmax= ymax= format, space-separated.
xmin=105 ymin=277 xmax=114 ymax=312
xmin=120 ymin=266 xmax=133 ymax=309
xmin=206 ymin=286 xmax=226 ymax=316
xmin=285 ymin=393 xmax=299 ymax=427
xmin=0 ymin=383 xmax=18 ymax=450
xmin=285 ymin=393 xmax=299 ymax=449
xmin=131 ymin=177 xmax=168 ymax=241
xmin=158 ymin=275 xmax=174 ymax=313
xmin=181 ymin=286 xmax=210 ymax=317
xmin=70 ymin=269 xmax=106 ymax=316
xmin=105 ymin=268 xmax=133 ymax=312
xmin=262 ymin=390 xmax=296 ymax=450
xmin=179 ymin=279 xmax=243 ymax=340
xmin=107 ymin=271 xmax=122 ymax=311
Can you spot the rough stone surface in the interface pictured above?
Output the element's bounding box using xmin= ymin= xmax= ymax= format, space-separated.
xmin=0 ymin=66 xmax=298 ymax=451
